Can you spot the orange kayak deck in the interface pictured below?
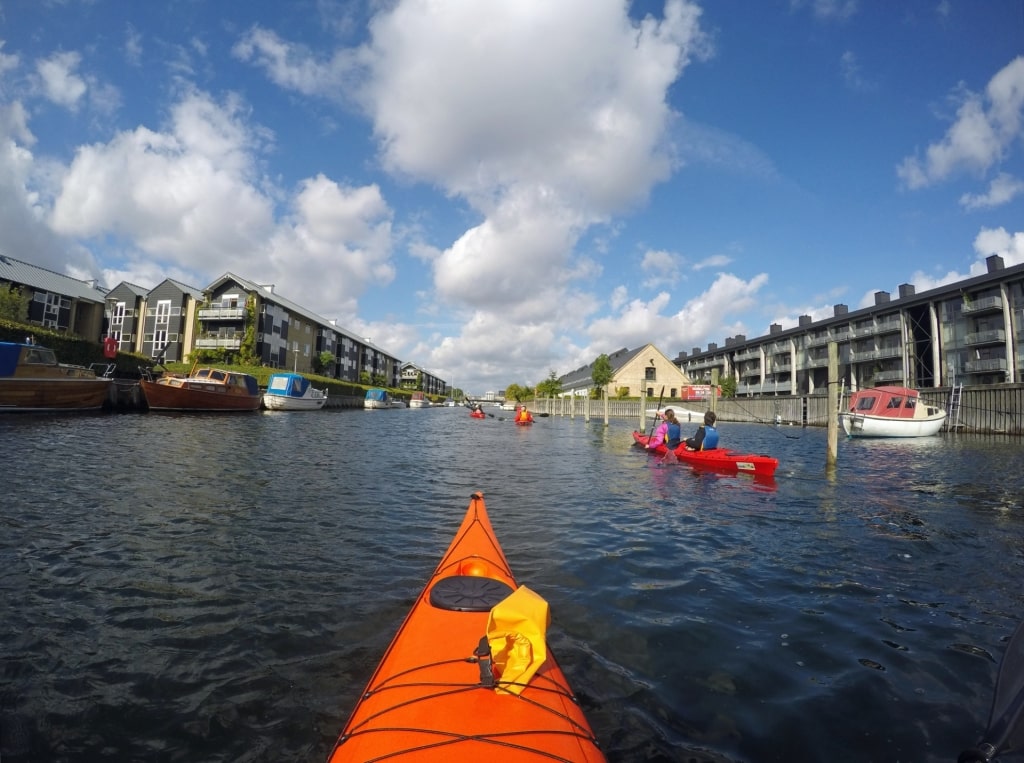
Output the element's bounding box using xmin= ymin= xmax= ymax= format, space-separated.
xmin=328 ymin=493 xmax=605 ymax=762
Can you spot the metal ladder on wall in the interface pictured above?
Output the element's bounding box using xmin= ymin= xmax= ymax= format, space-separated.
xmin=947 ymin=384 xmax=963 ymax=430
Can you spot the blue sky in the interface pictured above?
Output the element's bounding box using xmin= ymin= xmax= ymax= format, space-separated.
xmin=1 ymin=0 xmax=1022 ymax=395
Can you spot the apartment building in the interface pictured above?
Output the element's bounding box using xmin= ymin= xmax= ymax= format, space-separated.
xmin=677 ymin=255 xmax=1022 ymax=395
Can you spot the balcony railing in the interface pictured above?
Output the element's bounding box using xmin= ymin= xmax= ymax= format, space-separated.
xmin=965 ymin=358 xmax=1008 ymax=373
xmin=198 ymin=307 xmax=246 ymax=320
xmin=965 ymin=329 xmax=1006 ymax=346
xmin=195 ymin=332 xmax=243 ymax=349
xmin=962 ymin=296 xmax=1003 ymax=315
xmin=873 ymin=370 xmax=905 ymax=382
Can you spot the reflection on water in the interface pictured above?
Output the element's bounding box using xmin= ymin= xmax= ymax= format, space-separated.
xmin=1 ymin=411 xmax=1023 ymax=762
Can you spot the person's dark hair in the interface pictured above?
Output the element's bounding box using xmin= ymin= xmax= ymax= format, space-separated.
xmin=704 ymin=410 xmax=717 ymax=426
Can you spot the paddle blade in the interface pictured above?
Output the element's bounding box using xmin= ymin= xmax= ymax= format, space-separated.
xmin=984 ymin=620 xmax=1024 ymax=755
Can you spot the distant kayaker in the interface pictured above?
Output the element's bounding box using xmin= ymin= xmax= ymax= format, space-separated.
xmin=516 ymin=406 xmax=534 ymax=423
xmin=684 ymin=410 xmax=719 ymax=451
xmin=648 ymin=408 xmax=681 ymax=450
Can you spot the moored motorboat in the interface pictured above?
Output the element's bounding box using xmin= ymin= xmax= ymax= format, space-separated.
xmin=262 ymin=372 xmax=327 ymax=411
xmin=409 ymin=391 xmax=433 ymax=408
xmin=839 ymin=385 xmax=946 ymax=437
xmin=632 ymin=431 xmax=779 ymax=477
xmin=139 ymin=366 xmax=261 ymax=411
xmin=327 ymin=492 xmax=605 ymax=762
xmin=0 ymin=341 xmax=112 ymax=412
xmin=364 ymin=388 xmax=391 ymax=409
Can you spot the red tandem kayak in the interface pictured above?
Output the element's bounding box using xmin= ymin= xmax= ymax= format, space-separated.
xmin=633 ymin=430 xmax=779 ymax=477
xmin=327 ymin=492 xmax=605 ymax=762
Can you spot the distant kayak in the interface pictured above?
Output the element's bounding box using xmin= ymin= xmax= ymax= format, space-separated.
xmin=470 ymin=410 xmax=486 ymax=419
xmin=327 ymin=492 xmax=606 ymax=762
xmin=633 ymin=431 xmax=779 ymax=477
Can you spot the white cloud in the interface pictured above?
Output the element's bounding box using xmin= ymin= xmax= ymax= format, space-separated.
xmin=232 ymin=26 xmax=358 ymax=100
xmin=973 ymin=226 xmax=1024 ymax=267
xmin=897 ymin=56 xmax=1024 ymax=189
xmin=790 ymin=0 xmax=859 ymax=21
xmin=641 ymin=248 xmax=681 ymax=288
xmin=959 ymin=172 xmax=1024 ymax=210
xmin=840 ymin=50 xmax=875 ymax=92
xmin=35 ymin=51 xmax=87 ymax=109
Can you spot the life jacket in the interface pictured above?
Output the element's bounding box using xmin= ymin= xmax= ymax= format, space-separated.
xmin=702 ymin=425 xmax=719 ymax=450
xmin=665 ymin=421 xmax=681 ymax=448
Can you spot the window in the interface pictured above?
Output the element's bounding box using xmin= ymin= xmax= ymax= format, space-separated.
xmin=645 ymin=366 xmax=656 ymax=381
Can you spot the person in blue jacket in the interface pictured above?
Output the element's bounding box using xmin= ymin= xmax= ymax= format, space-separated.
xmin=684 ymin=410 xmax=719 ymax=451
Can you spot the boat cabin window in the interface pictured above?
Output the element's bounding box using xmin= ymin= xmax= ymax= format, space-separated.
xmin=25 ymin=348 xmax=57 ymax=365
xmin=195 ymin=369 xmax=211 ymax=378
xmin=905 ymin=398 xmax=916 ymax=409
xmin=887 ymin=396 xmax=903 ymax=409
xmin=209 ymin=371 xmax=226 ymax=382
xmin=855 ymin=396 xmax=876 ymax=411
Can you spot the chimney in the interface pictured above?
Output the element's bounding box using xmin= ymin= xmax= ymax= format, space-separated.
xmin=834 ymin=304 xmax=848 ymax=316
xmin=708 ymin=342 xmax=718 ymax=352
xmin=769 ymin=323 xmax=782 ymax=335
xmin=798 ymin=315 xmax=812 ymax=327
xmin=692 ymin=347 xmax=701 ymax=355
xmin=874 ymin=291 xmax=890 ymax=305
xmin=735 ymin=334 xmax=745 ymax=343
xmin=676 ymin=351 xmax=688 ymax=360
xmin=898 ymin=283 xmax=915 ymax=298
xmin=987 ymin=254 xmax=1005 ymax=273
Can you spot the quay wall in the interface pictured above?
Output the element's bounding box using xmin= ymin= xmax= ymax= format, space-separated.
xmin=528 ymin=385 xmax=1024 ymax=435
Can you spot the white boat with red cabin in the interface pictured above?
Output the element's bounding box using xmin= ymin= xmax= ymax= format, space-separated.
xmin=839 ymin=385 xmax=946 ymax=438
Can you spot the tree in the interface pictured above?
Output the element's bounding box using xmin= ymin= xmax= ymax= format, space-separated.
xmin=591 ymin=354 xmax=613 ymax=398
xmin=313 ymin=351 xmax=335 ymax=376
xmin=504 ymin=383 xmax=524 ymax=402
xmin=535 ymin=370 xmax=561 ymax=398
xmin=719 ymin=376 xmax=737 ymax=398
xmin=0 ymin=285 xmax=28 ymax=322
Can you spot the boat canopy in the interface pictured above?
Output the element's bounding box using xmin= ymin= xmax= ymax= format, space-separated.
xmin=267 ymin=373 xmax=310 ymax=397
xmin=0 ymin=342 xmax=23 ymax=376
xmin=365 ymin=388 xmax=388 ymax=401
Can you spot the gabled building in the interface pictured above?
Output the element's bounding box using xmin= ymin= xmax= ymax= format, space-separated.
xmin=399 ymin=362 xmax=446 ymax=395
xmin=0 ymin=253 xmax=109 ymax=340
xmin=558 ymin=344 xmax=692 ymax=398
xmin=141 ymin=278 xmax=204 ymax=362
xmin=103 ymin=282 xmax=148 ymax=353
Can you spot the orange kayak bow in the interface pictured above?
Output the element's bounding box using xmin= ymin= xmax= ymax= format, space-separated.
xmin=328 ymin=492 xmax=605 ymax=762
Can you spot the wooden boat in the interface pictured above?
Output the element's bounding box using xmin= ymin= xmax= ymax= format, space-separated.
xmin=262 ymin=372 xmax=327 ymax=411
xmin=409 ymin=391 xmax=433 ymax=408
xmin=139 ymin=366 xmax=261 ymax=411
xmin=839 ymin=385 xmax=946 ymax=437
xmin=0 ymin=341 xmax=112 ymax=412
xmin=327 ymin=493 xmax=605 ymax=762
xmin=632 ymin=431 xmax=779 ymax=477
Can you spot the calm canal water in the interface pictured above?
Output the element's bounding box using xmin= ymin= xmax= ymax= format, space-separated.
xmin=1 ymin=406 xmax=1022 ymax=762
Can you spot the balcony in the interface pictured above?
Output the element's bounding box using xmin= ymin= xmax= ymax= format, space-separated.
xmin=195 ymin=332 xmax=243 ymax=350
xmin=876 ymin=318 xmax=902 ymax=334
xmin=965 ymin=358 xmax=1008 ymax=373
xmin=873 ymin=370 xmax=905 ymax=383
xmin=198 ymin=306 xmax=246 ymax=320
xmin=965 ymin=329 xmax=1006 ymax=346
xmin=732 ymin=349 xmax=761 ymax=361
xmin=805 ymin=334 xmax=832 ymax=348
xmin=851 ymin=325 xmax=875 ymax=338
xmin=962 ymin=296 xmax=1003 ymax=315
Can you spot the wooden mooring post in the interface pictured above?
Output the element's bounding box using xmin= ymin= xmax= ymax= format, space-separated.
xmin=827 ymin=342 xmax=839 ymax=469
